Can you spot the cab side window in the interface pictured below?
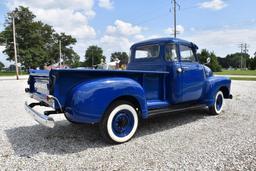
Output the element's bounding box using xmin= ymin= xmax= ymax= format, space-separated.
xmin=165 ymin=44 xmax=178 ymax=62
xmin=180 ymin=45 xmax=196 ymax=62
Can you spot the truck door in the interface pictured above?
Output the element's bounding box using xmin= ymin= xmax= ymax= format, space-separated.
xmin=178 ymin=44 xmax=205 ymax=102
xmin=165 ymin=43 xmax=183 ymax=103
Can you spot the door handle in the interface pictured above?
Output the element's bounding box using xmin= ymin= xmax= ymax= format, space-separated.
xmin=177 ymin=67 xmax=189 ymax=73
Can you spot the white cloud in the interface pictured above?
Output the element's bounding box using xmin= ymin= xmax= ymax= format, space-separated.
xmin=99 ymin=20 xmax=147 ymax=61
xmin=184 ymin=28 xmax=256 ymax=56
xmin=198 ymin=0 xmax=227 ymax=10
xmin=134 ymin=34 xmax=145 ymax=41
xmin=106 ymin=25 xmax=117 ymax=34
xmin=99 ymin=35 xmax=133 ymax=58
xmin=6 ymin=0 xmax=96 ymax=40
xmin=106 ymin=20 xmax=142 ymax=36
xmin=98 ymin=0 xmax=114 ymax=10
xmin=164 ymin=25 xmax=185 ymax=35
xmin=3 ymin=0 xmax=100 ymax=63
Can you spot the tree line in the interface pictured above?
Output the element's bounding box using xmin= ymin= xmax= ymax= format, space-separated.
xmin=0 ymin=6 xmax=79 ymax=69
xmin=218 ymin=52 xmax=256 ymax=70
xmin=0 ymin=6 xmax=128 ymax=70
xmin=197 ymin=49 xmax=256 ymax=72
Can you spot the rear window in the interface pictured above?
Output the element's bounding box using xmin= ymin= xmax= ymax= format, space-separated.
xmin=135 ymin=45 xmax=160 ymax=59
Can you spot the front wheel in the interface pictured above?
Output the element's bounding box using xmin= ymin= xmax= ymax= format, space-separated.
xmin=209 ymin=91 xmax=224 ymax=115
xmin=99 ymin=100 xmax=139 ymax=144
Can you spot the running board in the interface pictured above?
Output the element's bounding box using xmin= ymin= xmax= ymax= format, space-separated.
xmin=148 ymin=104 xmax=207 ymax=117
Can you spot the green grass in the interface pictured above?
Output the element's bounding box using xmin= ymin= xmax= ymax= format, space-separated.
xmin=0 ymin=71 xmax=27 ymax=76
xmin=214 ymin=70 xmax=256 ymax=76
xmin=230 ymin=77 xmax=256 ymax=81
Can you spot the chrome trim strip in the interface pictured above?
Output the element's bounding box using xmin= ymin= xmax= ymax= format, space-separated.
xmin=25 ymin=101 xmax=55 ymax=128
xmin=30 ymin=73 xmax=49 ymax=77
xmin=148 ymin=104 xmax=206 ymax=117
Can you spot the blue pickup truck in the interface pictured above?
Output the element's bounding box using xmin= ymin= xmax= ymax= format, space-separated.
xmin=25 ymin=38 xmax=232 ymax=143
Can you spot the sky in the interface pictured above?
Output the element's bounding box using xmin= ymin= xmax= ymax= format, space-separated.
xmin=0 ymin=0 xmax=256 ymax=67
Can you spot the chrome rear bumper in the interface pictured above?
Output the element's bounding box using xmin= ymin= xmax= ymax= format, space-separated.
xmin=25 ymin=101 xmax=55 ymax=128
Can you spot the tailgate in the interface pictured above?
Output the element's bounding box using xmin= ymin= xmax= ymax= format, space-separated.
xmin=27 ymin=70 xmax=52 ymax=105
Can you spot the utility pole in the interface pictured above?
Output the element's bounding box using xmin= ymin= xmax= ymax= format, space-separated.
xmin=171 ymin=0 xmax=180 ymax=38
xmin=91 ymin=49 xmax=94 ymax=68
xmin=173 ymin=0 xmax=177 ymax=38
xmin=243 ymin=43 xmax=249 ymax=69
xmin=239 ymin=43 xmax=249 ymax=70
xmin=59 ymin=40 xmax=62 ymax=67
xmin=239 ymin=43 xmax=244 ymax=70
xmin=12 ymin=14 xmax=19 ymax=80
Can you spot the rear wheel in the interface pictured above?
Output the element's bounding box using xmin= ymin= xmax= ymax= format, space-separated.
xmin=209 ymin=91 xmax=224 ymax=115
xmin=99 ymin=100 xmax=138 ymax=144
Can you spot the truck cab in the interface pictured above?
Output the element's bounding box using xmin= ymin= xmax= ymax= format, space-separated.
xmin=25 ymin=38 xmax=232 ymax=144
xmin=128 ymin=38 xmax=206 ymax=105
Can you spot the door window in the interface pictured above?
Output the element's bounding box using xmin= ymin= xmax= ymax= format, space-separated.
xmin=165 ymin=44 xmax=178 ymax=62
xmin=180 ymin=45 xmax=196 ymax=62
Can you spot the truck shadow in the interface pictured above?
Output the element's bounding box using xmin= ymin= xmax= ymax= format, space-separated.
xmin=5 ymin=109 xmax=208 ymax=157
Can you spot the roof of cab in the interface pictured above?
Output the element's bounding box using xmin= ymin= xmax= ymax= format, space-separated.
xmin=131 ymin=37 xmax=198 ymax=49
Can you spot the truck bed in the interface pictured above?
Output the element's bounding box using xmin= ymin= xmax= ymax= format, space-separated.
xmin=28 ymin=69 xmax=170 ymax=110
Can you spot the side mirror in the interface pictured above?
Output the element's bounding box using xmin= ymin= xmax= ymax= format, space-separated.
xmin=205 ymin=57 xmax=211 ymax=65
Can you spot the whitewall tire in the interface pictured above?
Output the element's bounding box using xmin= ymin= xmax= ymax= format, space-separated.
xmin=209 ymin=91 xmax=224 ymax=115
xmin=100 ymin=101 xmax=138 ymax=143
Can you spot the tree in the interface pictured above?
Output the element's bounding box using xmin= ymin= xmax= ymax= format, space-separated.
xmin=217 ymin=57 xmax=229 ymax=69
xmin=0 ymin=6 xmax=79 ymax=69
xmin=197 ymin=49 xmax=221 ymax=72
xmin=84 ymin=45 xmax=105 ymax=67
xmin=248 ymin=57 xmax=256 ymax=70
xmin=110 ymin=52 xmax=129 ymax=65
xmin=49 ymin=33 xmax=80 ymax=67
xmin=225 ymin=53 xmax=250 ymax=69
xmin=0 ymin=61 xmax=4 ymax=70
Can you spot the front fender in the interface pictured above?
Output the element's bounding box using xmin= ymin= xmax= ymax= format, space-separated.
xmin=65 ymin=77 xmax=147 ymax=123
xmin=202 ymin=76 xmax=231 ymax=106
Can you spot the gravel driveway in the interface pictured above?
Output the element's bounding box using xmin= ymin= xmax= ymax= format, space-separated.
xmin=0 ymin=79 xmax=255 ymax=170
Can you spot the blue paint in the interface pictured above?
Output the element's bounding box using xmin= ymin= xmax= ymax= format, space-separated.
xmin=216 ymin=94 xmax=223 ymax=111
xmin=112 ymin=110 xmax=134 ymax=138
xmin=27 ymin=37 xmax=232 ymax=124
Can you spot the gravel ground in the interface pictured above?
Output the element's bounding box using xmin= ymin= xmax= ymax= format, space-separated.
xmin=0 ymin=79 xmax=255 ymax=170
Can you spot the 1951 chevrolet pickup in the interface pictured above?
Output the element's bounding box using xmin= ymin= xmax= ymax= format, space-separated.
xmin=25 ymin=38 xmax=232 ymax=143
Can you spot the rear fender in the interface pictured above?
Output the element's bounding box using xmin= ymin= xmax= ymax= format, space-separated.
xmin=65 ymin=77 xmax=147 ymax=123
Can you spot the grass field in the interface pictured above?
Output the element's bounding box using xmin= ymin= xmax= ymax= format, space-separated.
xmin=0 ymin=71 xmax=27 ymax=76
xmin=214 ymin=70 xmax=256 ymax=76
